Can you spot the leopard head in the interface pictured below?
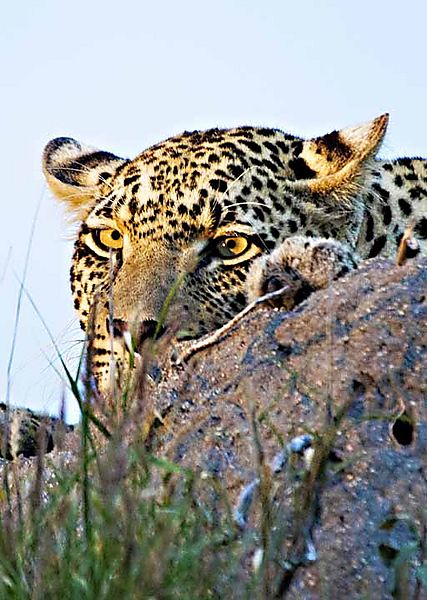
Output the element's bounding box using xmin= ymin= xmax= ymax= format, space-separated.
xmin=43 ymin=114 xmax=387 ymax=391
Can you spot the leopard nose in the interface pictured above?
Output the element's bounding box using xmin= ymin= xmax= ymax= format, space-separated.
xmin=108 ymin=318 xmax=165 ymax=349
xmin=109 ymin=318 xmax=128 ymax=337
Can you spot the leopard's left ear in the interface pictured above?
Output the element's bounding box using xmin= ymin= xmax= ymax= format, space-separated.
xmin=43 ymin=137 xmax=128 ymax=220
xmin=286 ymin=113 xmax=389 ymax=196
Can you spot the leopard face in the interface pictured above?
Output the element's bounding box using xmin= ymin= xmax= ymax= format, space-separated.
xmin=43 ymin=114 xmax=426 ymax=390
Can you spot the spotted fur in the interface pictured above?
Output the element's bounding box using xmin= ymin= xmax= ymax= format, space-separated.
xmin=43 ymin=114 xmax=426 ymax=391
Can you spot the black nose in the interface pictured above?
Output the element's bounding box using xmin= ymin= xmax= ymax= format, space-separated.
xmin=107 ymin=318 xmax=128 ymax=337
xmin=107 ymin=318 xmax=165 ymax=350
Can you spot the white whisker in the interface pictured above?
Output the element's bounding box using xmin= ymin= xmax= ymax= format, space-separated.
xmin=225 ymin=200 xmax=270 ymax=211
xmin=207 ymin=166 xmax=256 ymax=226
xmin=218 ymin=166 xmax=256 ymax=204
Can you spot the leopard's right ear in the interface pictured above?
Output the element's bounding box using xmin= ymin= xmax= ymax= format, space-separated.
xmin=42 ymin=137 xmax=128 ymax=219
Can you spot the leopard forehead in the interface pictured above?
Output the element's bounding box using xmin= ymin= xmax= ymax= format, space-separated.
xmin=86 ymin=126 xmax=304 ymax=244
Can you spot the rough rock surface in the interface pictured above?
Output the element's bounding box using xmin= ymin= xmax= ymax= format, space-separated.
xmin=3 ymin=257 xmax=426 ymax=598
xmin=144 ymin=257 xmax=426 ymax=598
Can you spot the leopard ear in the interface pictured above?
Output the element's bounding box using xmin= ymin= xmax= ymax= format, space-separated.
xmin=42 ymin=137 xmax=128 ymax=219
xmin=286 ymin=113 xmax=389 ymax=196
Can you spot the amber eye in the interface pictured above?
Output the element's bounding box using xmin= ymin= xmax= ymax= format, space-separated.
xmin=216 ymin=235 xmax=249 ymax=259
xmin=94 ymin=229 xmax=123 ymax=250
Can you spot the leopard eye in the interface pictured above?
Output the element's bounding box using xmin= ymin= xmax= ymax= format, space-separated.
xmin=216 ymin=236 xmax=249 ymax=258
xmin=93 ymin=229 xmax=123 ymax=250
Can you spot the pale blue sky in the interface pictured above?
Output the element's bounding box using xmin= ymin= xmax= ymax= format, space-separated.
xmin=1 ymin=0 xmax=426 ymax=422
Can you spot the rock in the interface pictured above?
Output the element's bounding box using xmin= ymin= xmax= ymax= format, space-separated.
xmin=144 ymin=257 xmax=427 ymax=598
xmin=2 ymin=257 xmax=426 ymax=597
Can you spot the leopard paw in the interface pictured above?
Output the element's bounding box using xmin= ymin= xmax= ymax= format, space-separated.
xmin=246 ymin=236 xmax=357 ymax=308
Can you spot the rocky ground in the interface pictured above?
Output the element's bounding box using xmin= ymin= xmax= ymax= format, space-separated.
xmin=2 ymin=256 xmax=426 ymax=598
xmin=144 ymin=256 xmax=426 ymax=598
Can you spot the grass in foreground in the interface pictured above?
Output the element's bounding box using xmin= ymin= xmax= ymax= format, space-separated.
xmin=0 ymin=329 xmax=264 ymax=600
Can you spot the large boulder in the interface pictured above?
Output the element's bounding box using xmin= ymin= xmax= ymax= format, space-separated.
xmin=2 ymin=257 xmax=426 ymax=598
xmin=144 ymin=257 xmax=426 ymax=598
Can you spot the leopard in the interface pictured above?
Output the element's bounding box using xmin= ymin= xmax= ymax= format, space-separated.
xmin=43 ymin=113 xmax=426 ymax=393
